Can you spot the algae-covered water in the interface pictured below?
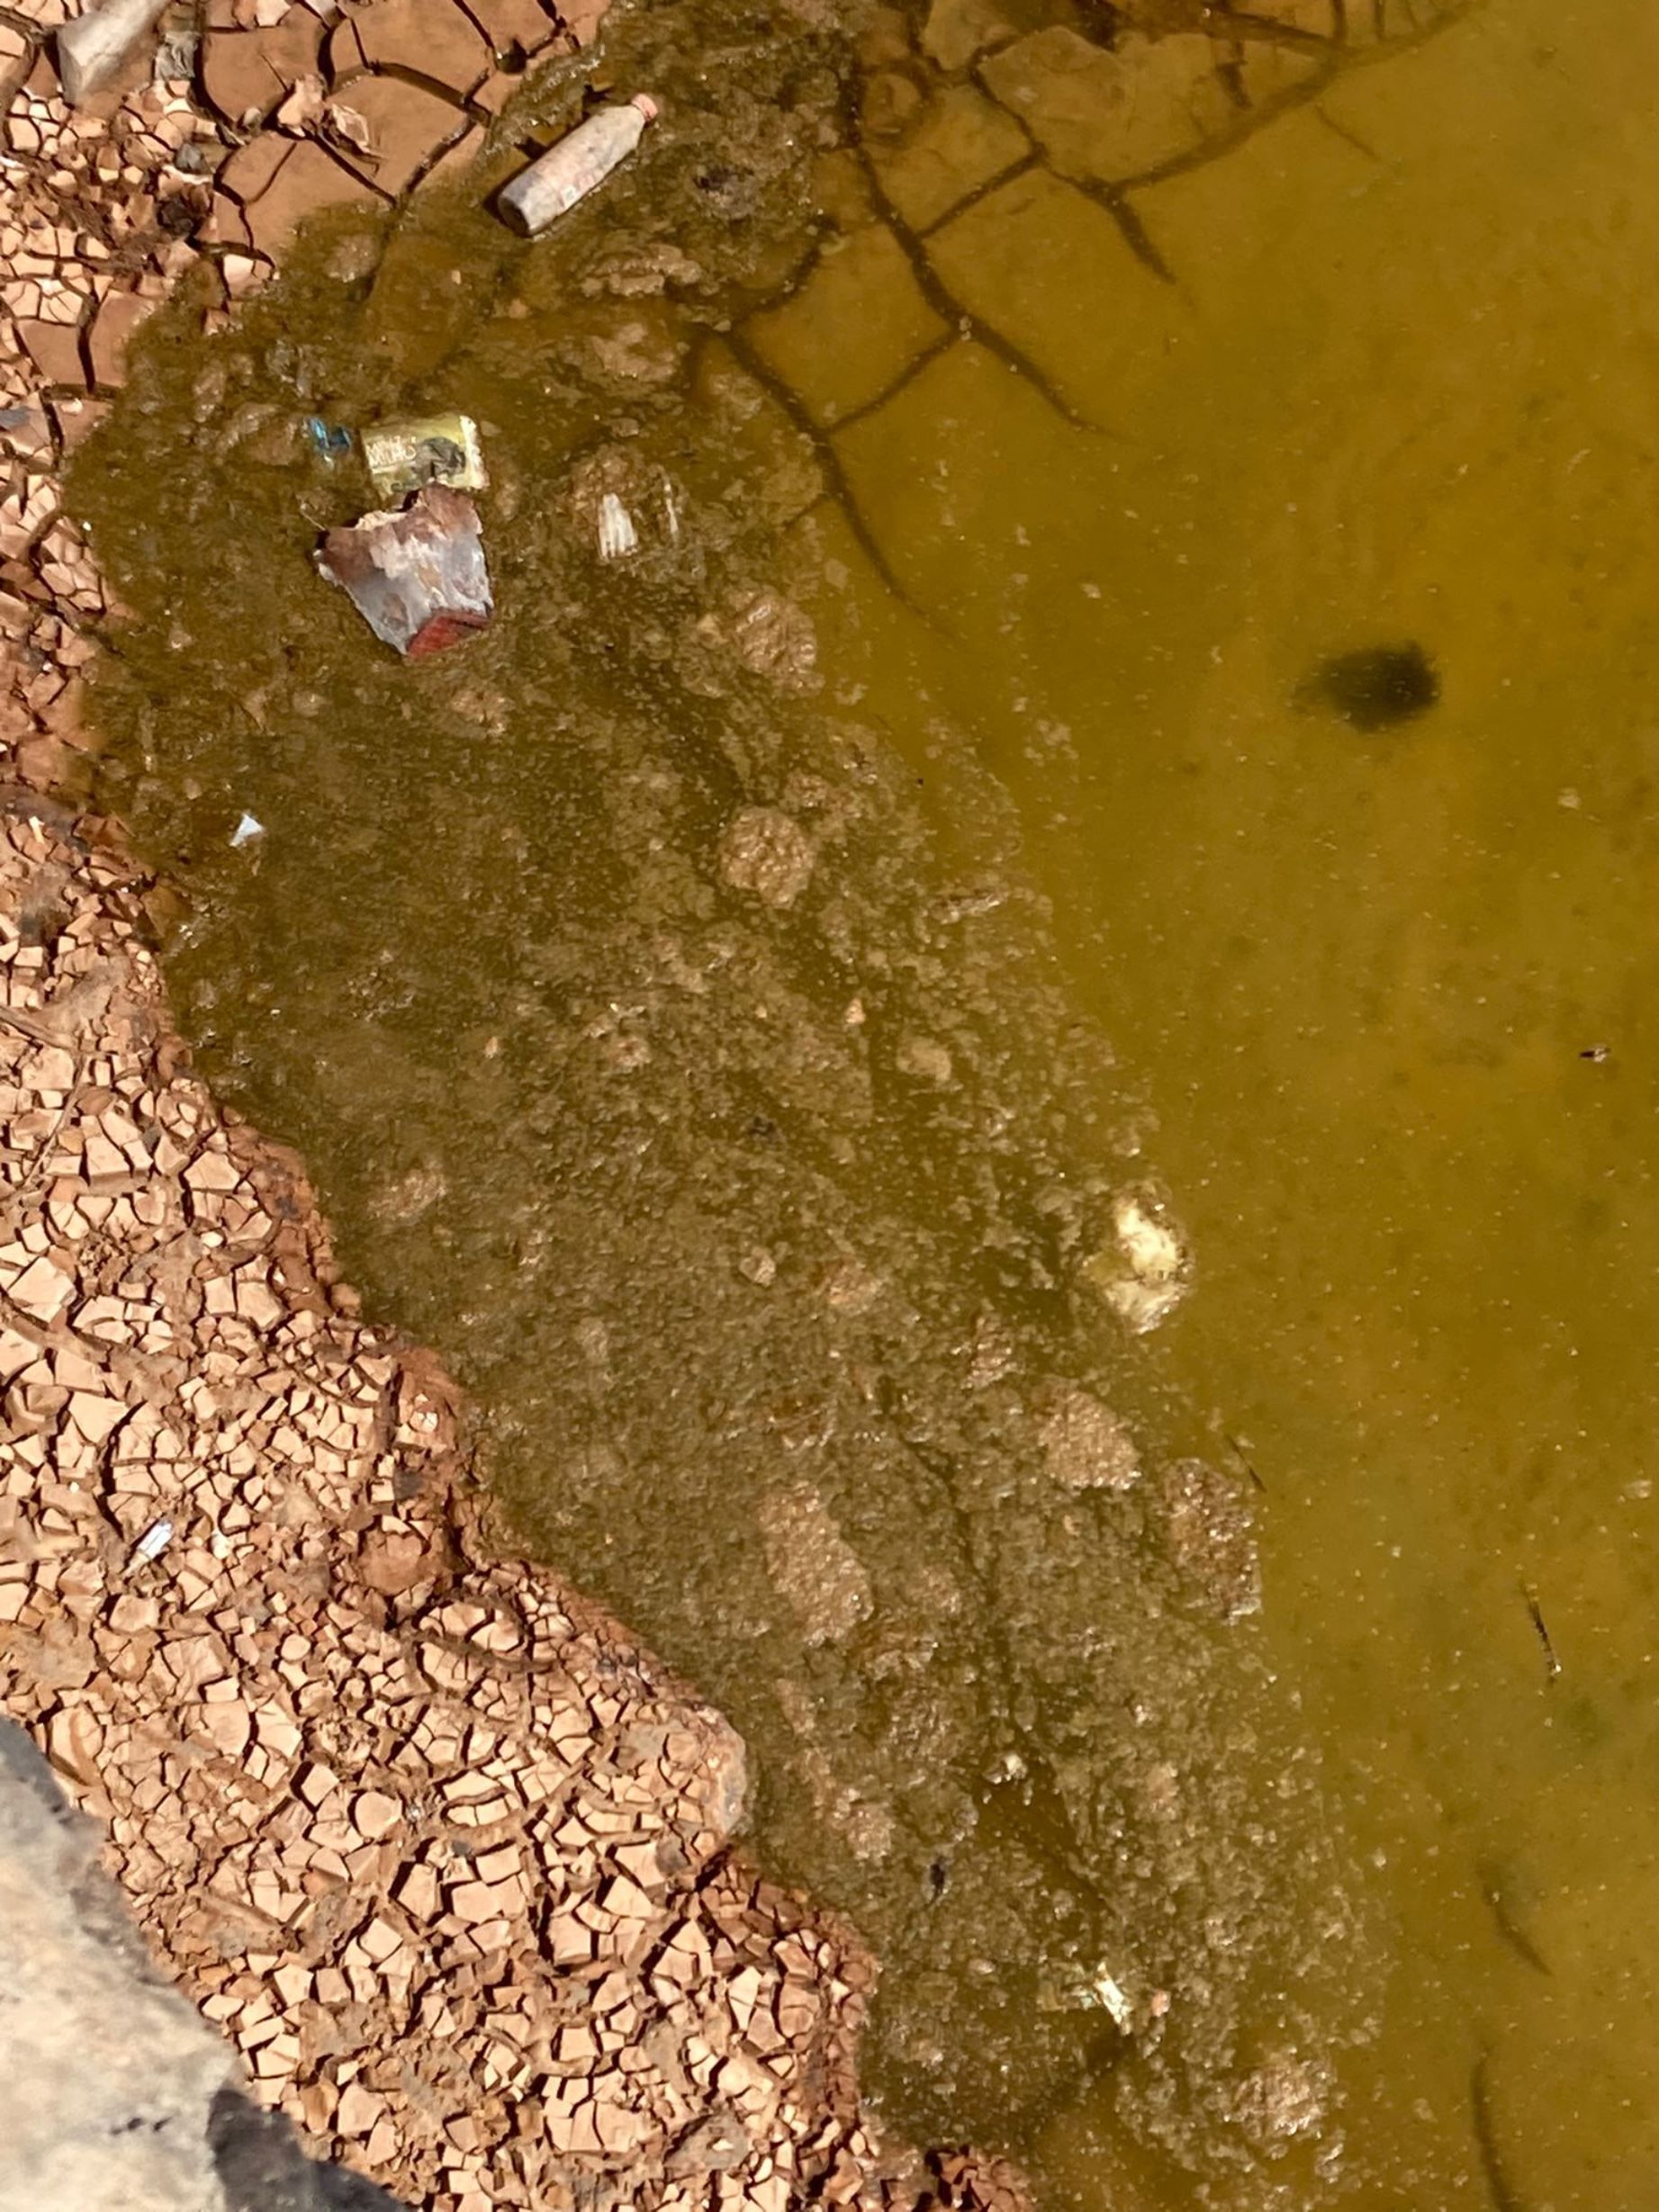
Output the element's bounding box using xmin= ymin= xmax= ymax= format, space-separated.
xmin=69 ymin=0 xmax=1659 ymax=2201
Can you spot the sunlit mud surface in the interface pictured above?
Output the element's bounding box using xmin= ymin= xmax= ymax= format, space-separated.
xmin=68 ymin=0 xmax=1659 ymax=2203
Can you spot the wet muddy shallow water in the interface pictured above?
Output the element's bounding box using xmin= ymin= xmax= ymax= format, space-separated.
xmin=68 ymin=0 xmax=1659 ymax=2202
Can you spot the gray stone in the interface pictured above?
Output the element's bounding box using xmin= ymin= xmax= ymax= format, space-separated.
xmin=0 ymin=1720 xmax=233 ymax=2212
xmin=0 ymin=1722 xmax=407 ymax=2212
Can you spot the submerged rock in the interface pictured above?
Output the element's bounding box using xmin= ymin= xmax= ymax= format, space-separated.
xmin=1083 ymin=1181 xmax=1193 ymax=1332
xmin=761 ymin=1480 xmax=874 ymax=1644
xmin=1156 ymin=1456 xmax=1262 ymax=1623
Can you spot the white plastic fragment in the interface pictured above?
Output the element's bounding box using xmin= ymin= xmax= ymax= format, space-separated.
xmin=597 ymin=493 xmax=638 ymax=562
xmin=497 ymin=94 xmax=660 ymax=238
xmin=1039 ymin=1960 xmax=1136 ymax=2025
xmin=57 ymin=0 xmax=171 ymax=103
xmin=1081 ymin=1970 xmax=1135 ymax=2030
xmin=1114 ymin=1191 xmax=1183 ymax=1284
xmin=230 ymin=814 xmax=264 ymax=849
xmin=131 ymin=1518 xmax=173 ymax=1566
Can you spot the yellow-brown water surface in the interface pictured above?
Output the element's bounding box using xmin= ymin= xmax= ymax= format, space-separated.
xmin=807 ymin=2 xmax=1659 ymax=2201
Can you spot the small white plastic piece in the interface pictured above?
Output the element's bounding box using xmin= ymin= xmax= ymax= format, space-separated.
xmin=131 ymin=1518 xmax=173 ymax=1565
xmin=1086 ymin=1182 xmax=1192 ymax=1334
xmin=1072 ymin=1968 xmax=1134 ymax=2028
xmin=597 ymin=493 xmax=638 ymax=562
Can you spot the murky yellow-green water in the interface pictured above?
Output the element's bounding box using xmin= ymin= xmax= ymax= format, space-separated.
xmin=806 ymin=2 xmax=1659 ymax=2199
xmin=69 ymin=0 xmax=1659 ymax=2201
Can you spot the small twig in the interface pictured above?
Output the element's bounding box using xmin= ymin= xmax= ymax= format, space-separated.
xmin=1471 ymin=2053 xmax=1527 ymax=2212
xmin=1225 ymin=1432 xmax=1267 ymax=1492
xmin=1521 ymin=1580 xmax=1561 ymax=1683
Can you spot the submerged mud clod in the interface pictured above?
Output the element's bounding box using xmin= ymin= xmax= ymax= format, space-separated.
xmin=1036 ymin=1383 xmax=1141 ymax=1494
xmin=720 ymin=805 xmax=817 ymax=910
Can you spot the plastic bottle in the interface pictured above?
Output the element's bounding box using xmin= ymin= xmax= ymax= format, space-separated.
xmin=498 ymin=95 xmax=660 ymax=238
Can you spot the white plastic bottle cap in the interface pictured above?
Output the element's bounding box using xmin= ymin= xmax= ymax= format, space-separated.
xmin=631 ymin=93 xmax=660 ymax=122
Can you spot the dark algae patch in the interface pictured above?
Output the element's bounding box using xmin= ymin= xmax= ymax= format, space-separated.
xmin=1298 ymin=643 xmax=1440 ymax=733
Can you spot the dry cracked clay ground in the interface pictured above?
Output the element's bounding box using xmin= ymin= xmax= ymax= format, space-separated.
xmin=0 ymin=2 xmax=1033 ymax=2208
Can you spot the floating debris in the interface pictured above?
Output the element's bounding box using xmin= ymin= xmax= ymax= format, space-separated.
xmin=361 ymin=413 xmax=487 ymax=500
xmin=1522 ymin=1579 xmax=1562 ymax=1682
xmin=316 ymin=486 xmax=492 ymax=658
xmin=230 ymin=813 xmax=264 ymax=849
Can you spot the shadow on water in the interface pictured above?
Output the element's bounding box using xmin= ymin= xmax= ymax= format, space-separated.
xmin=68 ymin=0 xmax=1659 ymax=2204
